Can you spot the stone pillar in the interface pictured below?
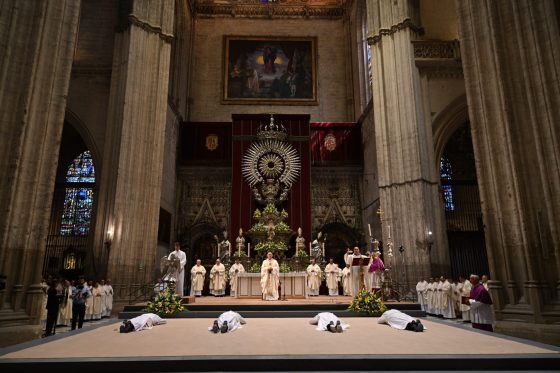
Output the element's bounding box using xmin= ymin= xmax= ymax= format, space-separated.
xmin=92 ymin=0 xmax=174 ymax=298
xmin=0 ymin=0 xmax=81 ymax=322
xmin=456 ymin=0 xmax=560 ymax=324
xmin=366 ymin=0 xmax=450 ymax=286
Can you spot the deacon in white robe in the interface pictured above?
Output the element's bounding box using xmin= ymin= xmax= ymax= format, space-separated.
xmin=99 ymin=280 xmax=107 ymax=318
xmin=309 ymin=312 xmax=349 ymax=331
xmin=416 ymin=279 xmax=428 ymax=312
xmin=260 ymin=252 xmax=280 ymax=301
xmin=306 ymin=259 xmax=322 ymax=296
xmin=426 ymin=278 xmax=435 ymax=315
xmin=435 ymin=278 xmax=443 ymax=317
xmin=210 ymin=259 xmax=226 ymax=296
xmin=324 ymin=259 xmax=340 ymax=296
xmin=208 ymin=311 xmax=246 ymax=333
xmin=378 ymin=309 xmax=427 ymax=331
xmin=57 ymin=280 xmax=73 ymax=326
xmin=341 ymin=264 xmax=352 ymax=296
xmin=459 ymin=276 xmax=472 ymax=322
xmin=441 ymin=277 xmax=455 ymax=319
xmin=92 ymin=282 xmax=103 ymax=320
xmin=129 ymin=313 xmax=167 ymax=331
xmin=363 ymin=252 xmax=374 ymax=292
xmin=168 ymin=242 xmax=187 ymax=296
xmin=345 ymin=247 xmax=366 ymax=297
xmin=104 ymin=279 xmax=114 ymax=317
xmin=228 ymin=260 xmax=245 ymax=297
xmin=85 ymin=280 xmax=94 ymax=320
xmin=190 ymin=260 xmax=206 ymax=296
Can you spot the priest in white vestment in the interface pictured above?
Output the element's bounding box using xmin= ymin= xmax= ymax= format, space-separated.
xmin=129 ymin=313 xmax=167 ymax=331
xmin=104 ymin=279 xmax=114 ymax=317
xmin=426 ymin=278 xmax=435 ymax=315
xmin=441 ymin=277 xmax=455 ymax=319
xmin=92 ymin=282 xmax=103 ymax=320
xmin=229 ymin=259 xmax=245 ymax=297
xmin=435 ymin=277 xmax=443 ymax=317
xmin=377 ymin=309 xmax=426 ymax=332
xmin=208 ymin=311 xmax=246 ymax=333
xmin=260 ymin=252 xmax=280 ymax=301
xmin=210 ymin=258 xmax=226 ymax=296
xmin=345 ymin=247 xmax=366 ymax=297
xmin=324 ymin=258 xmax=340 ymax=296
xmin=99 ymin=280 xmax=107 ymax=318
xmin=415 ymin=279 xmax=428 ymax=312
xmin=341 ymin=264 xmax=352 ymax=296
xmin=190 ymin=259 xmax=206 ymax=296
xmin=57 ymin=280 xmax=73 ymax=326
xmin=168 ymin=242 xmax=187 ymax=296
xmin=306 ymin=258 xmax=322 ymax=296
xmin=363 ymin=252 xmax=374 ymax=292
xmin=309 ymin=312 xmax=349 ymax=331
xmin=459 ymin=276 xmax=472 ymax=322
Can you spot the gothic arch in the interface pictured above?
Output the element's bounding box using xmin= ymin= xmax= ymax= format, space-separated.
xmin=432 ymin=94 xmax=469 ymax=167
xmin=64 ymin=109 xmax=101 ymax=171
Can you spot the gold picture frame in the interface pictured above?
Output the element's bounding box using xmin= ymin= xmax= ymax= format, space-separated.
xmin=223 ymin=35 xmax=318 ymax=105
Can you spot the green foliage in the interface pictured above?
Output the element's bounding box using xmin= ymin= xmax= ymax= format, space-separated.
xmin=146 ymin=288 xmax=185 ymax=316
xmin=248 ymin=262 xmax=262 ymax=273
xmin=253 ymin=209 xmax=261 ymax=219
xmin=348 ymin=289 xmax=387 ymax=316
xmin=255 ymin=240 xmax=287 ymax=253
xmin=296 ymin=250 xmax=309 ymax=258
xmin=274 ymin=221 xmax=291 ymax=233
xmin=263 ymin=203 xmax=278 ymax=215
xmin=279 ymin=262 xmax=292 ymax=273
xmin=250 ymin=222 xmax=267 ymax=233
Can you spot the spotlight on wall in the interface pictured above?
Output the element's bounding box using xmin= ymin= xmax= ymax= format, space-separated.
xmin=105 ymin=229 xmax=114 ymax=249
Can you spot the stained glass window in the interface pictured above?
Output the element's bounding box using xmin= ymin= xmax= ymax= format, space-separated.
xmin=440 ymin=157 xmax=455 ymax=211
xmin=60 ymin=151 xmax=95 ymax=235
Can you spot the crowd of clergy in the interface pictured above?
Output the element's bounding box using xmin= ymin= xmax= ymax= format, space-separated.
xmin=161 ymin=246 xmax=389 ymax=300
xmin=40 ymin=276 xmax=114 ymax=337
xmin=415 ymin=274 xmax=494 ymax=332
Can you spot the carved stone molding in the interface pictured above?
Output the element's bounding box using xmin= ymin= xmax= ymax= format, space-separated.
xmin=367 ymin=19 xmax=423 ymax=46
xmin=128 ymin=14 xmax=174 ymax=43
xmin=418 ymin=65 xmax=463 ymax=79
xmin=311 ymin=168 xmax=362 ymax=231
xmin=413 ymin=40 xmax=461 ymax=60
xmin=192 ymin=0 xmax=346 ymax=19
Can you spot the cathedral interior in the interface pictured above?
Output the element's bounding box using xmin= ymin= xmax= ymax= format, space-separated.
xmin=0 ymin=0 xmax=559 ymax=346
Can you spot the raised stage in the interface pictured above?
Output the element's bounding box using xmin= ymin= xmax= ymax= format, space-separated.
xmin=0 ymin=315 xmax=558 ymax=372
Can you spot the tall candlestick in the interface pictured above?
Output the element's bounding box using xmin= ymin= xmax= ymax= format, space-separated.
xmin=229 ymin=244 xmax=231 ymax=258
xmin=309 ymin=242 xmax=312 ymax=256
xmin=388 ymin=225 xmax=391 ymax=239
xmin=248 ymin=243 xmax=250 ymax=257
xmin=322 ymin=243 xmax=325 ymax=258
xmin=368 ymin=223 xmax=372 ymax=237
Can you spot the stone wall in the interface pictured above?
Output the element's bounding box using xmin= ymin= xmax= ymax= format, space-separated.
xmin=188 ymin=18 xmax=351 ymax=122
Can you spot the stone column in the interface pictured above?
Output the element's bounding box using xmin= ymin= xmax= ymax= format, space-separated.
xmin=92 ymin=0 xmax=174 ymax=299
xmin=0 ymin=0 xmax=81 ymax=321
xmin=366 ymin=0 xmax=450 ymax=286
xmin=456 ymin=0 xmax=560 ymax=324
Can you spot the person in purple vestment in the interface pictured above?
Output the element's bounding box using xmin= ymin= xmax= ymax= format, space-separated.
xmin=469 ymin=274 xmax=494 ymax=332
xmin=368 ymin=252 xmax=385 ymax=292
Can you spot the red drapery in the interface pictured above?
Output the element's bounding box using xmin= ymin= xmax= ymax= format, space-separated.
xmin=231 ymin=114 xmax=311 ymax=251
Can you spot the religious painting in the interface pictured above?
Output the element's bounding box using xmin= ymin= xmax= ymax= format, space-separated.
xmin=223 ymin=36 xmax=317 ymax=105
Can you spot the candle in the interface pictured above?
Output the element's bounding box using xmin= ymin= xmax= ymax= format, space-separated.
xmin=322 ymin=243 xmax=325 ymax=258
xmin=388 ymin=225 xmax=391 ymax=239
xmin=309 ymin=242 xmax=312 ymax=256
xmin=368 ymin=223 xmax=372 ymax=237
xmin=229 ymin=244 xmax=231 ymax=258
xmin=248 ymin=243 xmax=250 ymax=257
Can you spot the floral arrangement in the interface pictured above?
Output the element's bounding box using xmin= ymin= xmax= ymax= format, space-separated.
xmin=146 ymin=288 xmax=185 ymax=316
xmin=248 ymin=262 xmax=262 ymax=273
xmin=274 ymin=221 xmax=291 ymax=233
xmin=295 ymin=250 xmax=309 ymax=258
xmin=255 ymin=240 xmax=287 ymax=253
xmin=279 ymin=262 xmax=292 ymax=273
xmin=347 ymin=289 xmax=386 ymax=316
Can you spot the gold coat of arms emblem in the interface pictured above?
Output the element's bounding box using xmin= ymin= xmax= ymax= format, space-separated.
xmin=324 ymin=133 xmax=336 ymax=152
xmin=205 ymin=134 xmax=219 ymax=151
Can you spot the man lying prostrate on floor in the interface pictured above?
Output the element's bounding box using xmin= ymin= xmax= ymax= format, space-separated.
xmin=209 ymin=310 xmax=246 ymax=333
xmin=309 ymin=312 xmax=349 ymax=333
xmin=120 ymin=313 xmax=166 ymax=333
xmin=377 ymin=309 xmax=425 ymax=332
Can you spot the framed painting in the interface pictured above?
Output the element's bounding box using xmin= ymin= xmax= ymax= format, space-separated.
xmin=223 ymin=36 xmax=318 ymax=105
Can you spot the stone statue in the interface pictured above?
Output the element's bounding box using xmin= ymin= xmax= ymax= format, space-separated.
xmin=295 ymin=227 xmax=305 ymax=255
xmin=235 ymin=228 xmax=245 ymax=255
xmin=311 ymin=231 xmax=324 ymax=262
xmin=218 ymin=230 xmax=231 ymax=260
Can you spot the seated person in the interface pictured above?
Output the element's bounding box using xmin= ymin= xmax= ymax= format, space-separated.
xmin=377 ymin=309 xmax=425 ymax=332
xmin=209 ymin=311 xmax=246 ymax=334
xmin=309 ymin=312 xmax=349 ymax=333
